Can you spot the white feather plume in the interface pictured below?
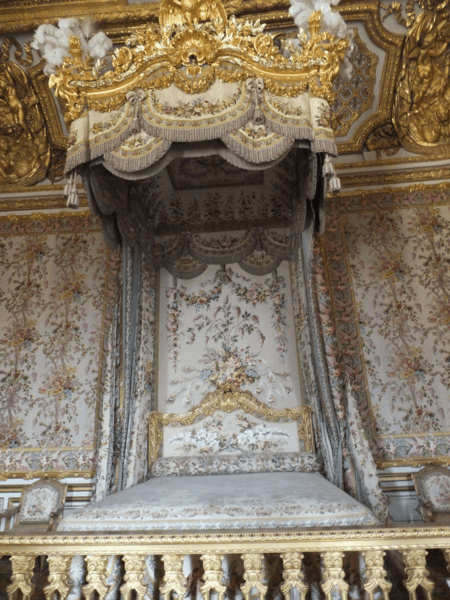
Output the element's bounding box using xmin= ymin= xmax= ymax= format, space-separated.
xmin=289 ymin=0 xmax=348 ymax=39
xmin=32 ymin=18 xmax=113 ymax=75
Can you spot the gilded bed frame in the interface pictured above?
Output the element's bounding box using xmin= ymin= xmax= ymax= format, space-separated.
xmin=148 ymin=384 xmax=315 ymax=466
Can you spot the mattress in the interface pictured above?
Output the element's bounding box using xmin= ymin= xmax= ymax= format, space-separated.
xmin=58 ymin=471 xmax=377 ymax=531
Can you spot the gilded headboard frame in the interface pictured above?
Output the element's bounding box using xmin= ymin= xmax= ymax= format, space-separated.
xmin=148 ymin=384 xmax=315 ymax=466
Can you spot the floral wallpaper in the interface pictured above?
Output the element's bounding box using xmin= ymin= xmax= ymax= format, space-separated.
xmin=322 ymin=188 xmax=450 ymax=465
xmin=0 ymin=213 xmax=118 ymax=476
xmin=158 ymin=262 xmax=303 ymax=411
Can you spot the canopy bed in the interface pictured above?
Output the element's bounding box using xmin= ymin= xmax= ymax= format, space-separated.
xmin=34 ymin=0 xmax=388 ymax=529
xmin=59 ymin=386 xmax=376 ymax=531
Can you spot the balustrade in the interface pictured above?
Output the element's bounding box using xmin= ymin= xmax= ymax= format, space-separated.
xmin=0 ymin=525 xmax=449 ymax=600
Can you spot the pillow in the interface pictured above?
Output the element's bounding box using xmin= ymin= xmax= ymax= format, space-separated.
xmin=149 ymin=451 xmax=322 ymax=478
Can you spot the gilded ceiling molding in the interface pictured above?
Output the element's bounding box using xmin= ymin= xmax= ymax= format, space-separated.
xmin=0 ymin=0 xmax=291 ymax=34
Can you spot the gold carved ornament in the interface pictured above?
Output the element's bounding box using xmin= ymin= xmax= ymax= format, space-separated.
xmin=389 ymin=0 xmax=450 ymax=155
xmin=0 ymin=39 xmax=51 ymax=186
xmin=48 ymin=0 xmax=348 ymax=124
xmin=147 ymin=383 xmax=315 ymax=465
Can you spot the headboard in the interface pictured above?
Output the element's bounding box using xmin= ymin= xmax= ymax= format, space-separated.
xmin=148 ymin=385 xmax=315 ymax=467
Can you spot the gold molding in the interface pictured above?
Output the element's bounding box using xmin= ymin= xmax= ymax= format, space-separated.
xmin=338 ymin=164 xmax=450 ymax=189
xmin=1 ymin=526 xmax=450 ymax=553
xmin=0 ymin=196 xmax=88 ymax=212
xmin=376 ymin=457 xmax=450 ymax=471
xmin=0 ymin=470 xmax=95 ymax=481
xmin=0 ymin=0 xmax=291 ymax=35
xmin=148 ymin=384 xmax=314 ymax=465
xmin=328 ymin=180 xmax=450 ymax=200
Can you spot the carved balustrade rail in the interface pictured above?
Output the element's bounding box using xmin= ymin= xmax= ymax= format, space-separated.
xmin=0 ymin=524 xmax=449 ymax=600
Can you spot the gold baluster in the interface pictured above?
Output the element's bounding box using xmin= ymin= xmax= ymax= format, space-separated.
xmin=280 ymin=551 xmax=308 ymax=600
xmin=444 ymin=548 xmax=450 ymax=573
xmin=320 ymin=552 xmax=349 ymax=600
xmin=361 ymin=551 xmax=392 ymax=600
xmin=44 ymin=555 xmax=72 ymax=600
xmin=401 ymin=549 xmax=434 ymax=600
xmin=7 ymin=556 xmax=36 ymax=600
xmin=161 ymin=554 xmax=186 ymax=600
xmin=200 ymin=554 xmax=226 ymax=600
xmin=82 ymin=555 xmax=109 ymax=600
xmin=241 ymin=553 xmax=268 ymax=600
xmin=120 ymin=555 xmax=148 ymax=600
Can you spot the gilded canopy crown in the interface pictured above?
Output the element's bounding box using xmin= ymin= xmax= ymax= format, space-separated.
xmin=45 ymin=0 xmax=349 ymax=124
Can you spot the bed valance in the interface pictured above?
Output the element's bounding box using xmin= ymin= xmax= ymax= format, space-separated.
xmin=34 ymin=0 xmax=349 ymax=263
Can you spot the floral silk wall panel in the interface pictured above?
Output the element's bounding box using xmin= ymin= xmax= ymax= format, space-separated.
xmin=0 ymin=213 xmax=118 ymax=477
xmin=158 ymin=262 xmax=304 ymax=412
xmin=323 ymin=189 xmax=450 ymax=465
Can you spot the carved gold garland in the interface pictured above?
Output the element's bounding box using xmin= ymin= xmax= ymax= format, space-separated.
xmin=148 ymin=383 xmax=315 ymax=465
xmin=49 ymin=0 xmax=348 ymax=124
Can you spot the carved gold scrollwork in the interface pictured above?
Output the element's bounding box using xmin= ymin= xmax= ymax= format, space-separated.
xmin=49 ymin=0 xmax=347 ymax=124
xmin=44 ymin=555 xmax=72 ymax=600
xmin=161 ymin=554 xmax=186 ymax=600
xmin=401 ymin=549 xmax=435 ymax=600
xmin=361 ymin=551 xmax=392 ymax=600
xmin=200 ymin=554 xmax=226 ymax=600
xmin=280 ymin=551 xmax=308 ymax=600
xmin=320 ymin=552 xmax=349 ymax=600
xmin=82 ymin=555 xmax=109 ymax=600
xmin=7 ymin=556 xmax=36 ymax=600
xmin=120 ymin=555 xmax=148 ymax=600
xmin=241 ymin=553 xmax=268 ymax=600
xmin=392 ymin=0 xmax=450 ymax=155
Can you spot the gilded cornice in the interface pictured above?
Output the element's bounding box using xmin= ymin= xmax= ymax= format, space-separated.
xmin=0 ymin=0 xmax=291 ymax=34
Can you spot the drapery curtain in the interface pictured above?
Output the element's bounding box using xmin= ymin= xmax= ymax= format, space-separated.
xmin=91 ymin=218 xmax=388 ymax=520
xmin=292 ymin=231 xmax=389 ymax=522
xmin=92 ymin=248 xmax=156 ymax=501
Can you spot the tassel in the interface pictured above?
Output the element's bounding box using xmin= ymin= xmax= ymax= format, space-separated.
xmin=253 ymin=105 xmax=264 ymax=125
xmin=64 ymin=171 xmax=80 ymax=208
xmin=328 ymin=174 xmax=341 ymax=194
xmin=322 ymin=153 xmax=335 ymax=179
